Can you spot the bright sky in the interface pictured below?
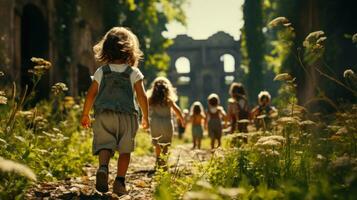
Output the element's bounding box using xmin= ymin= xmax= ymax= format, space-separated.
xmin=163 ymin=0 xmax=245 ymax=40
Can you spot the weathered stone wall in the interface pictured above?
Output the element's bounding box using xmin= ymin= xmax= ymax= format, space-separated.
xmin=167 ymin=32 xmax=241 ymax=108
xmin=0 ymin=0 xmax=107 ymax=97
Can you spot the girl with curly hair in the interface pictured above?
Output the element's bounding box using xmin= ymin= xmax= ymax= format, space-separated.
xmin=147 ymin=77 xmax=184 ymax=168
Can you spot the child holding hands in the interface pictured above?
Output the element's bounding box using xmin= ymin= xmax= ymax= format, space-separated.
xmin=147 ymin=77 xmax=184 ymax=168
xmin=206 ymin=93 xmax=228 ymax=149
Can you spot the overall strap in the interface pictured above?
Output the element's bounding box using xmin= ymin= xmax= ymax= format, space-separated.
xmin=102 ymin=65 xmax=111 ymax=75
xmin=123 ymin=65 xmax=133 ymax=75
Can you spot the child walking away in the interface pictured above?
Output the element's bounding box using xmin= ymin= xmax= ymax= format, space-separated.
xmin=227 ymin=82 xmax=249 ymax=133
xmin=81 ymin=27 xmax=149 ymax=196
xmin=189 ymin=102 xmax=205 ymax=149
xmin=251 ymin=91 xmax=278 ymax=131
xmin=206 ymin=94 xmax=227 ymax=149
xmin=177 ymin=109 xmax=189 ymax=139
xmin=147 ymin=77 xmax=184 ymax=168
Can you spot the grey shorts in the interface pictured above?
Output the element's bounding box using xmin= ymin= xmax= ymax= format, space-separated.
xmin=92 ymin=110 xmax=138 ymax=155
xmin=150 ymin=118 xmax=173 ymax=145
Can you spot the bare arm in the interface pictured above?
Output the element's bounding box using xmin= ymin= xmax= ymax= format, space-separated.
xmin=219 ymin=107 xmax=228 ymax=128
xmin=134 ymin=79 xmax=149 ymax=129
xmin=169 ymin=100 xmax=185 ymax=126
xmin=81 ymin=81 xmax=99 ymax=128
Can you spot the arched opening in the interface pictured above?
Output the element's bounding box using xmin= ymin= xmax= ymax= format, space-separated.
xmin=175 ymin=57 xmax=190 ymax=73
xmin=77 ymin=64 xmax=92 ymax=96
xmin=220 ymin=54 xmax=235 ymax=73
xmin=21 ymin=4 xmax=49 ymax=100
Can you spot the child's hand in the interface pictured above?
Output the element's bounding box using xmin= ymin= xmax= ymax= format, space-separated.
xmin=141 ymin=116 xmax=149 ymax=130
xmin=179 ymin=117 xmax=185 ymax=127
xmin=81 ymin=115 xmax=91 ymax=128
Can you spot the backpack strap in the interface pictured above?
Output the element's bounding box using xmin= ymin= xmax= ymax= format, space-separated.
xmin=102 ymin=65 xmax=111 ymax=75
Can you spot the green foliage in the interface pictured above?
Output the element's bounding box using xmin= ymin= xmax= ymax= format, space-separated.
xmin=0 ymin=59 xmax=94 ymax=198
xmin=101 ymin=0 xmax=186 ymax=82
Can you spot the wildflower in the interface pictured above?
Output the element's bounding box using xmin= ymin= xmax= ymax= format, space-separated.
xmin=299 ymin=120 xmax=316 ymax=127
xmin=51 ymin=82 xmax=68 ymax=95
xmin=303 ymin=31 xmax=326 ymax=48
xmin=303 ymin=31 xmax=326 ymax=62
xmin=336 ymin=127 xmax=348 ymax=135
xmin=0 ymin=156 xmax=36 ymax=181
xmin=28 ymin=57 xmax=51 ymax=77
xmin=17 ymin=110 xmax=35 ymax=119
xmin=266 ymin=149 xmax=280 ymax=156
xmin=274 ymin=73 xmax=293 ymax=81
xmin=218 ymin=187 xmax=246 ymax=198
xmin=196 ymin=180 xmax=213 ymax=189
xmin=352 ymin=33 xmax=357 ymax=44
xmin=238 ymin=119 xmax=249 ymax=123
xmin=257 ymin=114 xmax=266 ymax=119
xmin=343 ymin=69 xmax=355 ymax=79
xmin=0 ymin=96 xmax=7 ymax=105
xmin=277 ymin=116 xmax=299 ymax=125
xmin=316 ymin=154 xmax=326 ymax=160
xmin=183 ymin=191 xmax=219 ymax=200
xmin=255 ymin=135 xmax=285 ymax=149
xmin=31 ymin=57 xmax=52 ymax=67
xmin=268 ymin=17 xmax=291 ymax=27
xmin=64 ymin=96 xmax=75 ymax=108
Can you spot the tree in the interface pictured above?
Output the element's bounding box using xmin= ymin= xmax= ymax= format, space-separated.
xmin=243 ymin=0 xmax=265 ymax=101
xmin=103 ymin=0 xmax=186 ymax=84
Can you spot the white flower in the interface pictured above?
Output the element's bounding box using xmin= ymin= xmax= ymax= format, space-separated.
xmin=336 ymin=127 xmax=348 ymax=135
xmin=0 ymin=157 xmax=36 ymax=181
xmin=343 ymin=69 xmax=354 ymax=78
xmin=352 ymin=33 xmax=357 ymax=44
xmin=268 ymin=17 xmax=291 ymax=27
xmin=218 ymin=187 xmax=246 ymax=197
xmin=274 ymin=73 xmax=293 ymax=81
xmin=0 ymin=96 xmax=7 ymax=105
xmin=183 ymin=191 xmax=219 ymax=200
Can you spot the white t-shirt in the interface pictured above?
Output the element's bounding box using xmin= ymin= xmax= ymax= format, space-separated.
xmin=93 ymin=64 xmax=144 ymax=90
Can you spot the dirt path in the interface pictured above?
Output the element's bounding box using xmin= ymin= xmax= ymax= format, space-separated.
xmin=27 ymin=144 xmax=212 ymax=200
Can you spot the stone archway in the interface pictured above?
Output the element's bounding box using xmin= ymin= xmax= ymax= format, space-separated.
xmin=21 ymin=3 xmax=49 ymax=100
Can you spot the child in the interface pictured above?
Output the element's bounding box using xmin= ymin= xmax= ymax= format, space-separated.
xmin=189 ymin=102 xmax=205 ymax=149
xmin=227 ymin=82 xmax=249 ymax=133
xmin=81 ymin=27 xmax=149 ymax=196
xmin=206 ymin=94 xmax=227 ymax=149
xmin=251 ymin=91 xmax=278 ymax=130
xmin=147 ymin=77 xmax=184 ymax=167
xmin=177 ymin=109 xmax=189 ymax=139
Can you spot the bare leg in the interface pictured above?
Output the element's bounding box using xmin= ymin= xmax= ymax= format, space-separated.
xmin=155 ymin=144 xmax=162 ymax=157
xmin=211 ymin=138 xmax=215 ymax=149
xmin=117 ymin=153 xmax=131 ymax=177
xmin=162 ymin=146 xmax=169 ymax=155
xmin=217 ymin=137 xmax=221 ymax=148
xmin=98 ymin=149 xmax=111 ymax=167
xmin=192 ymin=137 xmax=196 ymax=149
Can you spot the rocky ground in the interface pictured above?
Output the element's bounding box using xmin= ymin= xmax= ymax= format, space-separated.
xmin=26 ymin=144 xmax=213 ymax=200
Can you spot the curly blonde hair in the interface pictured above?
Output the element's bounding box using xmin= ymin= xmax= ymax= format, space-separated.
xmin=147 ymin=77 xmax=178 ymax=106
xmin=93 ymin=27 xmax=143 ymax=66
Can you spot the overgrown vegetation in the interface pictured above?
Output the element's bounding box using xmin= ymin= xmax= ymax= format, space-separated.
xmin=0 ymin=58 xmax=94 ymax=199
